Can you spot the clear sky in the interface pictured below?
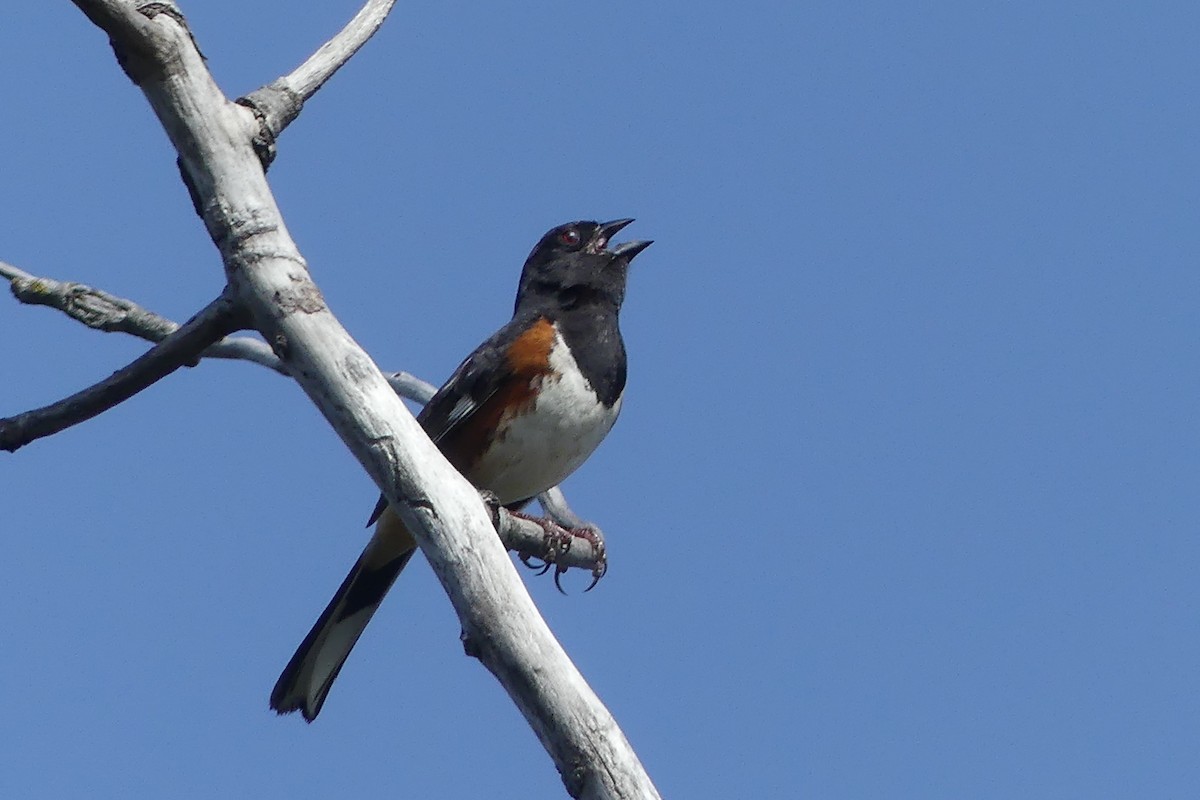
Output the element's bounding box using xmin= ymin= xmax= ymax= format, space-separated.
xmin=2 ymin=2 xmax=1197 ymax=798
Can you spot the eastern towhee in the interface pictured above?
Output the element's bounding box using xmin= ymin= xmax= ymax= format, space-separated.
xmin=270 ymin=219 xmax=652 ymax=721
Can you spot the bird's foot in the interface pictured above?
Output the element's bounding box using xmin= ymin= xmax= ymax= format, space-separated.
xmin=510 ymin=510 xmax=608 ymax=593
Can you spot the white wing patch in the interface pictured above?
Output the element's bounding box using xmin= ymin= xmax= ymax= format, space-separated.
xmin=441 ymin=394 xmax=478 ymax=436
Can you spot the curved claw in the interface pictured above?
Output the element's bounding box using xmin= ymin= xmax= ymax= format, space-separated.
xmin=510 ymin=513 xmax=611 ymax=592
xmin=519 ymin=553 xmax=554 ymax=575
xmin=584 ymin=557 xmax=608 ymax=592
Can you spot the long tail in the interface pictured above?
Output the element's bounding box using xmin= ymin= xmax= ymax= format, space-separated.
xmin=270 ymin=505 xmax=416 ymax=722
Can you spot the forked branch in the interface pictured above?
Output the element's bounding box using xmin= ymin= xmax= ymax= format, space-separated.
xmin=0 ymin=290 xmax=241 ymax=452
xmin=238 ymin=0 xmax=397 ymax=165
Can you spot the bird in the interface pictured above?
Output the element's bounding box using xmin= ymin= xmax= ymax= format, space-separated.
xmin=270 ymin=218 xmax=652 ymax=721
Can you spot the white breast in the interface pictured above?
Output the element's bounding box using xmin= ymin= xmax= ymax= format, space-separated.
xmin=473 ymin=329 xmax=622 ymax=505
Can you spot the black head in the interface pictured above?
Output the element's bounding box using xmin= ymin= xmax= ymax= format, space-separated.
xmin=514 ymin=219 xmax=652 ymax=315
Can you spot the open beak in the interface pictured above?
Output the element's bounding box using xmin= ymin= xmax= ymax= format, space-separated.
xmin=610 ymin=239 xmax=653 ymax=262
xmin=596 ymin=218 xmax=652 ymax=261
xmin=597 ymin=218 xmax=636 ymax=241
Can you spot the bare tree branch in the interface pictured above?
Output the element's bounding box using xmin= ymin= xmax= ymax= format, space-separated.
xmin=283 ymin=0 xmax=396 ymax=100
xmin=0 ymin=290 xmax=241 ymax=452
xmin=3 ymin=259 xmax=284 ymax=371
xmin=540 ymin=486 xmax=590 ymax=528
xmin=237 ymin=0 xmax=396 ymax=165
xmin=58 ymin=5 xmax=654 ymax=795
xmin=4 ymin=261 xmax=173 ymax=337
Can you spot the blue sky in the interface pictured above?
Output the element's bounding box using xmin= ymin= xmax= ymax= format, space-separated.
xmin=2 ymin=2 xmax=1198 ymax=797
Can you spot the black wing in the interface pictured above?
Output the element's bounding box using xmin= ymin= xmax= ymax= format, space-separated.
xmin=416 ymin=311 xmax=543 ymax=443
xmin=365 ymin=311 xmax=546 ymax=526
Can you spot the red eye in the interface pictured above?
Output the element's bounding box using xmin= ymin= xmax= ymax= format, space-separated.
xmin=559 ymin=228 xmax=581 ymax=246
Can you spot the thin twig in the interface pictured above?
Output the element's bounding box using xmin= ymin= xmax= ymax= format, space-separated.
xmin=539 ymin=486 xmax=589 ymax=529
xmin=6 ymin=260 xmax=181 ymax=339
xmin=285 ymin=0 xmax=397 ymax=100
xmin=0 ymin=290 xmax=242 ymax=452
xmin=237 ymin=0 xmax=397 ymax=163
xmin=3 ymin=259 xmax=283 ymax=372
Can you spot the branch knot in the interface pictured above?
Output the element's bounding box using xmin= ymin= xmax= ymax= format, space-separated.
xmin=237 ymin=81 xmax=305 ymax=170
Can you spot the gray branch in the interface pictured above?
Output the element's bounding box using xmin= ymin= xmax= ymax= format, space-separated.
xmin=0 ymin=290 xmax=241 ymax=452
xmin=278 ymin=0 xmax=396 ymax=101
xmin=2 ymin=260 xmax=284 ymax=371
xmin=237 ymin=0 xmax=396 ymax=165
xmin=57 ymin=4 xmax=651 ymax=795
